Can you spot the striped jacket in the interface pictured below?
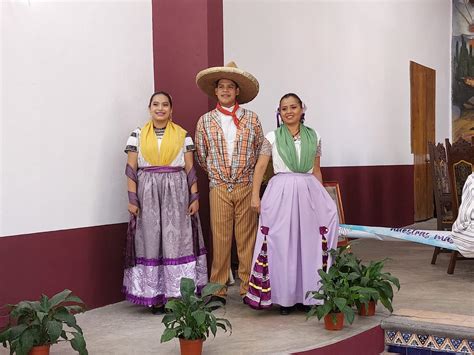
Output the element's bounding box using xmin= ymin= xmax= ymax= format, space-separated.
xmin=195 ymin=108 xmax=264 ymax=191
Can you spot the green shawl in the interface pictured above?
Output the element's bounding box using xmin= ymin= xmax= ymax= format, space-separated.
xmin=275 ymin=124 xmax=318 ymax=173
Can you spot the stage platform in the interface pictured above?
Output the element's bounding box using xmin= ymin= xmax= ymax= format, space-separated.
xmin=45 ymin=236 xmax=472 ymax=355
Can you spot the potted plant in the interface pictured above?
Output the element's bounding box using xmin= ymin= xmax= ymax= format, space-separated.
xmin=160 ymin=278 xmax=232 ymax=355
xmin=349 ymin=259 xmax=400 ymax=316
xmin=0 ymin=289 xmax=88 ymax=355
xmin=306 ymin=264 xmax=358 ymax=331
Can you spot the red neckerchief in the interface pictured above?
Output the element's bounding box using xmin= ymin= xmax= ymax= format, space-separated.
xmin=216 ymin=102 xmax=240 ymax=128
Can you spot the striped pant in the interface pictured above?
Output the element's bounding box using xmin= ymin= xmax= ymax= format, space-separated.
xmin=209 ymin=184 xmax=257 ymax=297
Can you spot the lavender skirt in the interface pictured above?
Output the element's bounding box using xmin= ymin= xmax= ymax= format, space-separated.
xmin=123 ymin=168 xmax=208 ymax=306
xmin=245 ymin=173 xmax=338 ymax=309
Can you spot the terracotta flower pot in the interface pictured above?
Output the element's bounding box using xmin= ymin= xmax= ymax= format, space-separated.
xmin=324 ymin=312 xmax=344 ymax=330
xmin=358 ymin=300 xmax=376 ymax=316
xmin=179 ymin=338 xmax=204 ymax=355
xmin=28 ymin=345 xmax=50 ymax=355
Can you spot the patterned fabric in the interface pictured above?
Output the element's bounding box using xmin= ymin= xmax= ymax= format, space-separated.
xmin=245 ymin=226 xmax=272 ymax=309
xmin=385 ymin=330 xmax=474 ymax=354
xmin=452 ymin=173 xmax=474 ymax=257
xmin=123 ymin=125 xmax=207 ymax=305
xmin=125 ymin=128 xmax=194 ymax=168
xmin=122 ymin=169 xmax=208 ymax=305
xmin=316 ymin=138 xmax=322 ymax=157
xmin=195 ymin=108 xmax=264 ymax=191
xmin=320 ymin=226 xmax=329 ymax=271
xmin=260 ymin=139 xmax=272 ymax=156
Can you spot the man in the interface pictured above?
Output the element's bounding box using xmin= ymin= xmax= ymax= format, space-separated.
xmin=452 ymin=173 xmax=474 ymax=258
xmin=195 ymin=62 xmax=264 ymax=302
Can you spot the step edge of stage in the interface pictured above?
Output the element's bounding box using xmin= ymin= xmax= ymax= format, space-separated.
xmin=381 ymin=315 xmax=474 ymax=340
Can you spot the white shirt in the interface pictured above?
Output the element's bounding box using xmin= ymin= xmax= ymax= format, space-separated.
xmin=217 ymin=105 xmax=239 ymax=163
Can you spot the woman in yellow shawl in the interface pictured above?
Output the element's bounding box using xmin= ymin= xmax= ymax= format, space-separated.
xmin=122 ymin=92 xmax=207 ymax=313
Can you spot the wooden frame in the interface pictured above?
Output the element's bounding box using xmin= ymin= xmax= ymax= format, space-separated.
xmin=323 ymin=181 xmax=345 ymax=224
xmin=323 ymin=181 xmax=348 ymax=247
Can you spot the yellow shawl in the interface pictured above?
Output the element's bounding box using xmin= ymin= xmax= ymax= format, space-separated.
xmin=140 ymin=120 xmax=187 ymax=166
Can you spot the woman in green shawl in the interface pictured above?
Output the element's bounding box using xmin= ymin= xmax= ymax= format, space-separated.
xmin=243 ymin=93 xmax=338 ymax=315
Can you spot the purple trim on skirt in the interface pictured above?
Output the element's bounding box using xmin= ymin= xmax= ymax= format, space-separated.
xmin=122 ymin=283 xmax=208 ymax=306
xmin=244 ymin=296 xmax=273 ymax=310
xmin=141 ymin=166 xmax=184 ymax=173
xmin=122 ymin=287 xmax=167 ymax=306
xmin=247 ymin=287 xmax=271 ymax=299
xmin=252 ymin=263 xmax=268 ymax=274
xmin=136 ymin=248 xmax=207 ymax=266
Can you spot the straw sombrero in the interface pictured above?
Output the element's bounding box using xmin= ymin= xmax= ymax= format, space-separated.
xmin=196 ymin=61 xmax=259 ymax=104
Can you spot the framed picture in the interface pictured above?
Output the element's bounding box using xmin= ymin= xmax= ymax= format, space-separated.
xmin=323 ymin=181 xmax=345 ymax=224
xmin=323 ymin=181 xmax=348 ymax=246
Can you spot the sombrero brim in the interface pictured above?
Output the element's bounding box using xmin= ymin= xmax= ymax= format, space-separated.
xmin=196 ymin=66 xmax=259 ymax=104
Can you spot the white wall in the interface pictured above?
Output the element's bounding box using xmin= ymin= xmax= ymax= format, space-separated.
xmin=1 ymin=0 xmax=154 ymax=236
xmin=224 ymin=0 xmax=451 ymax=167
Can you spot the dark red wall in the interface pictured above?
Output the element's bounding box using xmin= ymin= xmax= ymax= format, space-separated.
xmin=151 ymin=0 xmax=224 ymax=259
xmin=322 ymin=165 xmax=414 ymax=227
xmin=0 ymin=224 xmax=127 ymax=318
xmin=294 ymin=325 xmax=384 ymax=355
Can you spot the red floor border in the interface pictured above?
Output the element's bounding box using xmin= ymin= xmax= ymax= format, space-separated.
xmin=293 ymin=325 xmax=385 ymax=355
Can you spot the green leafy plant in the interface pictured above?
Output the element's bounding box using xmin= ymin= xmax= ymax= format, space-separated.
xmin=306 ymin=263 xmax=358 ymax=325
xmin=306 ymin=245 xmax=401 ymax=325
xmin=349 ymin=258 xmax=400 ymax=312
xmin=160 ymin=278 xmax=232 ymax=343
xmin=0 ymin=289 xmax=88 ymax=355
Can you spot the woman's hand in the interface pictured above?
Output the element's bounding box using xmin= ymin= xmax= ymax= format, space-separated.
xmin=128 ymin=203 xmax=139 ymax=217
xmin=251 ymin=195 xmax=261 ymax=214
xmin=188 ymin=200 xmax=199 ymax=215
